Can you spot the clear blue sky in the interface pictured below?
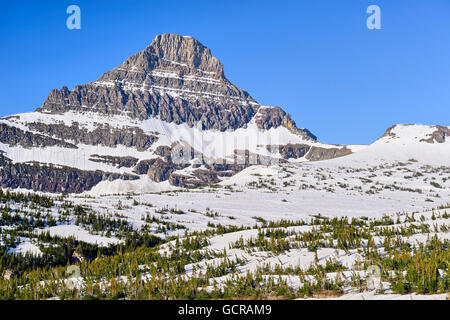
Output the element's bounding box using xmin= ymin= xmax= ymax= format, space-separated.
xmin=1 ymin=0 xmax=450 ymax=144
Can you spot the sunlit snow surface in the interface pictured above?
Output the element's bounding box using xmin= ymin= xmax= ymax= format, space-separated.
xmin=1 ymin=111 xmax=450 ymax=299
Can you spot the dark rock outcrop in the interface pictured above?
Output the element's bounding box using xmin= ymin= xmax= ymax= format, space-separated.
xmin=133 ymin=159 xmax=157 ymax=175
xmin=0 ymin=154 xmax=138 ymax=193
xmin=267 ymin=144 xmax=311 ymax=159
xmin=420 ymin=126 xmax=450 ymax=144
xmin=154 ymin=145 xmax=173 ymax=161
xmin=0 ymin=123 xmax=77 ymax=149
xmin=305 ymin=146 xmax=352 ymax=161
xmin=89 ymin=155 xmax=139 ymax=168
xmin=147 ymin=158 xmax=179 ymax=182
xmin=254 ymin=107 xmax=316 ymax=140
xmin=28 ymin=122 xmax=158 ymax=151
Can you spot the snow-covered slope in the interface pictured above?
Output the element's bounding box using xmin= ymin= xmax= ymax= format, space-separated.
xmin=324 ymin=124 xmax=450 ymax=166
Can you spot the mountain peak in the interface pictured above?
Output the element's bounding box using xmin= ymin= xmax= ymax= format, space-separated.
xmin=37 ymin=33 xmax=316 ymax=140
xmin=111 ymin=33 xmax=225 ymax=79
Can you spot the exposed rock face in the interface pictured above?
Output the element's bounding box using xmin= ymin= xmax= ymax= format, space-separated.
xmin=420 ymin=126 xmax=450 ymax=144
xmin=254 ymin=107 xmax=316 ymax=140
xmin=305 ymin=146 xmax=352 ymax=161
xmin=268 ymin=144 xmax=311 ymax=159
xmin=28 ymin=122 xmax=158 ymax=151
xmin=191 ymin=169 xmax=221 ymax=184
xmin=381 ymin=125 xmax=397 ymax=139
xmin=133 ymin=159 xmax=157 ymax=175
xmin=207 ymin=163 xmax=248 ymax=175
xmin=168 ymin=169 xmax=220 ymax=188
xmin=0 ymin=154 xmax=138 ymax=193
xmin=0 ymin=123 xmax=76 ymax=149
xmin=89 ymin=155 xmax=139 ymax=168
xmin=267 ymin=143 xmax=351 ymax=161
xmin=154 ymin=145 xmax=173 ymax=161
xmin=147 ymin=158 xmax=181 ymax=182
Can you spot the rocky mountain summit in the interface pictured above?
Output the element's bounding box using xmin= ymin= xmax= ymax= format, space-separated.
xmin=1 ymin=33 xmax=355 ymax=194
xmin=39 ymin=33 xmax=307 ymax=136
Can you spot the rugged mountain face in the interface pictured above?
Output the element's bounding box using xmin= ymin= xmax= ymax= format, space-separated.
xmin=38 ymin=34 xmax=312 ymax=137
xmin=0 ymin=33 xmax=353 ymax=194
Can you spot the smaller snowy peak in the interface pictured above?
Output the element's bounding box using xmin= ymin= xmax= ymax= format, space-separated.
xmin=379 ymin=124 xmax=450 ymax=144
xmin=326 ymin=123 xmax=450 ymax=167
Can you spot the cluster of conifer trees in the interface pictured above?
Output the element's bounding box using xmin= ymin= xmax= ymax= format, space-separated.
xmin=0 ymin=190 xmax=448 ymax=299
